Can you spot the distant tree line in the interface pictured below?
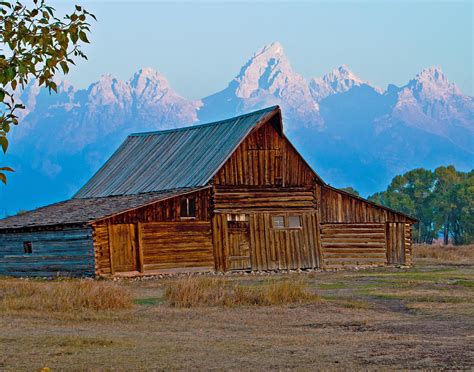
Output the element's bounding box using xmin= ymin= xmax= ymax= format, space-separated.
xmin=367 ymin=166 xmax=473 ymax=245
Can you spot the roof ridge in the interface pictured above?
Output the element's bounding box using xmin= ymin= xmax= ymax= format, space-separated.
xmin=129 ymin=105 xmax=279 ymax=137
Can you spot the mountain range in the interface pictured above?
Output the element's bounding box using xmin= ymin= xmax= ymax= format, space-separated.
xmin=1 ymin=41 xmax=473 ymax=216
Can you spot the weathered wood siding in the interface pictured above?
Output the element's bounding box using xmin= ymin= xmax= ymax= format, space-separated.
xmin=214 ymin=120 xmax=315 ymax=187
xmin=0 ymin=228 xmax=94 ymax=277
xmin=140 ymin=222 xmax=214 ymax=271
xmin=320 ymin=186 xmax=413 ymax=223
xmin=92 ymin=189 xmax=213 ymax=275
xmin=212 ymin=212 xmax=321 ymax=271
xmin=320 ymin=223 xmax=386 ymax=267
xmin=213 ymin=186 xmax=316 ymax=212
xmin=386 ymin=222 xmax=413 ymax=265
xmin=98 ymin=188 xmax=211 ymax=225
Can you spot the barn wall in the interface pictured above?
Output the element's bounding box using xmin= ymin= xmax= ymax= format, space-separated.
xmin=140 ymin=221 xmax=214 ymax=271
xmin=319 ymin=186 xmax=413 ymax=224
xmin=214 ymin=119 xmax=315 ymax=187
xmin=320 ymin=223 xmax=387 ymax=267
xmin=92 ymin=189 xmax=213 ymax=275
xmin=99 ymin=188 xmax=211 ymax=225
xmin=213 ymin=186 xmax=316 ymax=212
xmin=212 ymin=212 xmax=321 ymax=272
xmin=0 ymin=227 xmax=94 ymax=277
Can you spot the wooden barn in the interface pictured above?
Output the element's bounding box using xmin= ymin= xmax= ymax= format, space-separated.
xmin=0 ymin=106 xmax=416 ymax=277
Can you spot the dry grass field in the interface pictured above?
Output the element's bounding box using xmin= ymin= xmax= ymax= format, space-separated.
xmin=1 ymin=244 xmax=473 ymax=371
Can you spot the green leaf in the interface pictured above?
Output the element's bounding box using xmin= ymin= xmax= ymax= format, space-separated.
xmin=0 ymin=90 xmax=5 ymax=101
xmin=60 ymin=61 xmax=69 ymax=74
xmin=79 ymin=31 xmax=89 ymax=43
xmin=49 ymin=81 xmax=57 ymax=93
xmin=0 ymin=136 xmax=8 ymax=153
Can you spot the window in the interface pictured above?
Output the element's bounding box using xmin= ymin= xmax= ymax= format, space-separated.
xmin=23 ymin=241 xmax=33 ymax=254
xmin=272 ymin=215 xmax=302 ymax=229
xmin=180 ymin=197 xmax=196 ymax=218
xmin=272 ymin=216 xmax=285 ymax=229
xmin=227 ymin=214 xmax=249 ymax=222
xmin=288 ymin=216 xmax=301 ymax=228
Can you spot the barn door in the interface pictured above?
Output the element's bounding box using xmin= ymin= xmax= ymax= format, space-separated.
xmin=227 ymin=214 xmax=251 ymax=270
xmin=386 ymin=223 xmax=406 ymax=265
xmin=109 ymin=224 xmax=139 ymax=273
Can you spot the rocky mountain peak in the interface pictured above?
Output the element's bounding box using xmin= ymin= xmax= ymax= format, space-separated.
xmin=407 ymin=66 xmax=461 ymax=100
xmin=129 ymin=68 xmax=171 ymax=101
xmin=310 ymin=65 xmax=371 ymax=101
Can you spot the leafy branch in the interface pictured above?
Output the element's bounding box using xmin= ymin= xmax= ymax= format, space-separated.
xmin=0 ymin=0 xmax=95 ymax=184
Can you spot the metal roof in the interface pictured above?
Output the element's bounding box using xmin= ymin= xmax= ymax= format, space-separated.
xmin=74 ymin=106 xmax=279 ymax=198
xmin=0 ymin=188 xmax=205 ymax=230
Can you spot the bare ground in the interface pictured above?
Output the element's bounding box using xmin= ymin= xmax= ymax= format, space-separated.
xmin=1 ymin=249 xmax=473 ymax=371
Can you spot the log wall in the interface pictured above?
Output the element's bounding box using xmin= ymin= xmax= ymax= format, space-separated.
xmin=140 ymin=221 xmax=214 ymax=271
xmin=320 ymin=223 xmax=386 ymax=267
xmin=92 ymin=189 xmax=213 ymax=275
xmin=0 ymin=228 xmax=94 ymax=277
xmin=213 ymin=186 xmax=316 ymax=212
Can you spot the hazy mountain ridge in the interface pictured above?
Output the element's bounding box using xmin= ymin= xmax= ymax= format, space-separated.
xmin=1 ymin=42 xmax=472 ymax=215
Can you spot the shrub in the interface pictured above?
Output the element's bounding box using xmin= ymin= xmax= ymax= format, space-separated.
xmin=413 ymin=244 xmax=474 ymax=263
xmin=165 ymin=276 xmax=319 ymax=308
xmin=0 ymin=280 xmax=132 ymax=312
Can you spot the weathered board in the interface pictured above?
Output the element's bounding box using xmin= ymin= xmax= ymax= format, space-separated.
xmin=140 ymin=221 xmax=214 ymax=271
xmin=212 ymin=212 xmax=321 ymax=272
xmin=386 ymin=222 xmax=412 ymax=265
xmin=320 ymin=186 xmax=414 ymax=224
xmin=320 ymin=223 xmax=387 ymax=267
xmin=0 ymin=228 xmax=94 ymax=277
xmin=98 ymin=188 xmax=211 ymax=225
xmin=109 ymin=224 xmax=139 ymax=273
xmin=227 ymin=220 xmax=251 ymax=270
xmin=213 ymin=186 xmax=316 ymax=212
xmin=214 ymin=118 xmax=315 ymax=187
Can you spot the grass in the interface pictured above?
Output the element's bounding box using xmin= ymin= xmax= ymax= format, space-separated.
xmin=0 ymin=247 xmax=473 ymax=370
xmin=413 ymin=243 xmax=474 ymax=263
xmin=164 ymin=276 xmax=320 ymax=307
xmin=0 ymin=279 xmax=132 ymax=312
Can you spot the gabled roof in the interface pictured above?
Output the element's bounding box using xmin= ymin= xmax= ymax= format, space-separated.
xmin=74 ymin=106 xmax=280 ymax=198
xmin=0 ymin=187 xmax=206 ymax=230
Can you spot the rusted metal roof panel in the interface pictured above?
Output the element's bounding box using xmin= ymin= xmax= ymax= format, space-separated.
xmin=74 ymin=106 xmax=278 ymax=198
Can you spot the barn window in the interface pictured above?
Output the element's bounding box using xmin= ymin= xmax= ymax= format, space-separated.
xmin=180 ymin=197 xmax=196 ymax=218
xmin=227 ymin=214 xmax=249 ymax=222
xmin=23 ymin=241 xmax=33 ymax=254
xmin=288 ymin=216 xmax=301 ymax=228
xmin=272 ymin=216 xmax=285 ymax=229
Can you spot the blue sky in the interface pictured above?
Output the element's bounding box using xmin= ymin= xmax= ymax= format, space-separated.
xmin=53 ymin=0 xmax=473 ymax=98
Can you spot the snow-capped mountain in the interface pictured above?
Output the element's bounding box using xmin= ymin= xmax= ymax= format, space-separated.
xmin=386 ymin=67 xmax=473 ymax=149
xmin=1 ymin=42 xmax=472 ymax=216
xmin=309 ymin=64 xmax=373 ymax=101
xmin=200 ymin=42 xmax=321 ymax=128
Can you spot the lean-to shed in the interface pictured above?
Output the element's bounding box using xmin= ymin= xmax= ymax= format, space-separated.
xmin=0 ymin=106 xmax=416 ymax=277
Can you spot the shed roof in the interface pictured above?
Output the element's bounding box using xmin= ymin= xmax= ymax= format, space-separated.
xmin=74 ymin=106 xmax=280 ymax=198
xmin=0 ymin=188 xmax=203 ymax=230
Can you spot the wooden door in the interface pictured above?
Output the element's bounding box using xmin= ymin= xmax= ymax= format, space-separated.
xmin=386 ymin=223 xmax=406 ymax=265
xmin=227 ymin=218 xmax=251 ymax=270
xmin=109 ymin=224 xmax=139 ymax=273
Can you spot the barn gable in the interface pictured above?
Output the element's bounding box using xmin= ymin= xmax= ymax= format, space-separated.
xmin=213 ymin=112 xmax=320 ymax=187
